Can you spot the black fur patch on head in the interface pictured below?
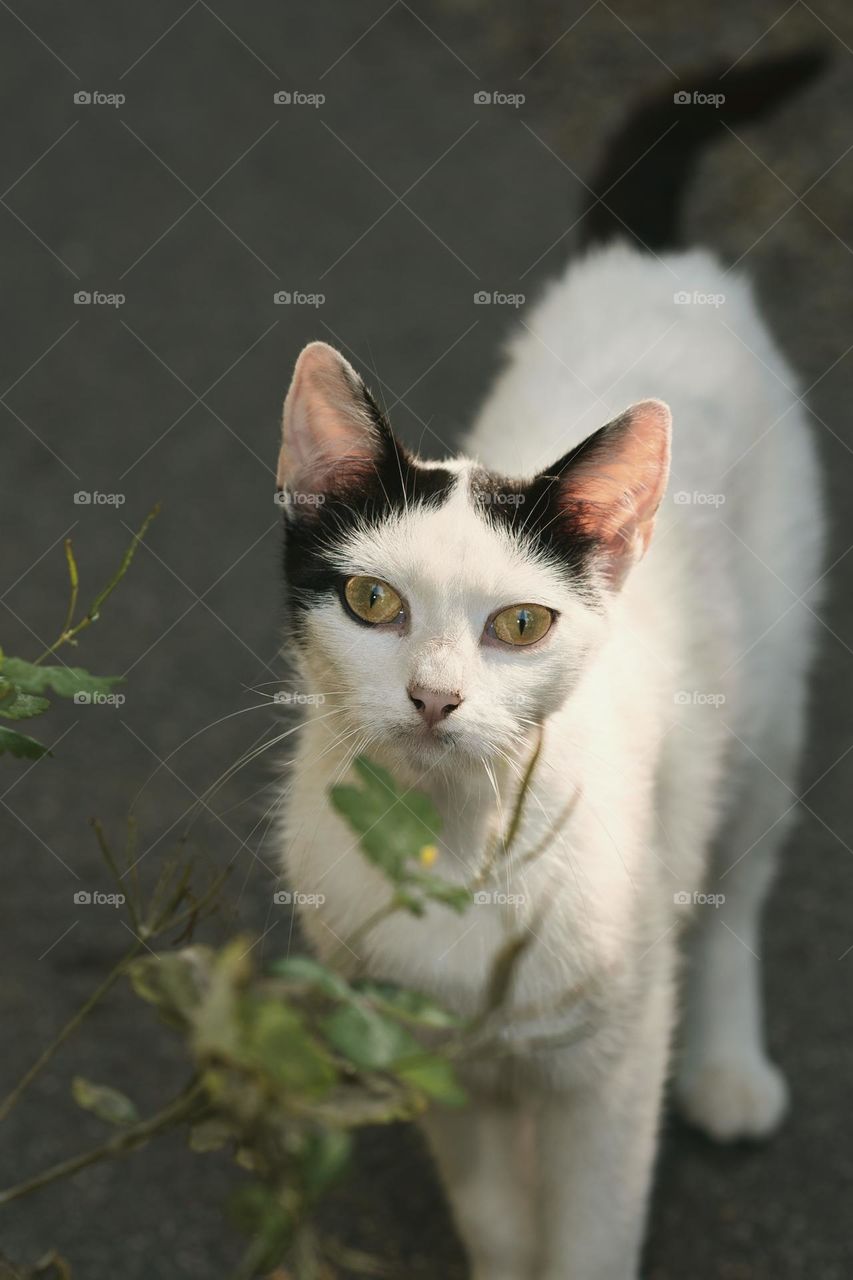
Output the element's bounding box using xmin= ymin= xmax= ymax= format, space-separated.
xmin=468 ymin=445 xmax=605 ymax=595
xmin=280 ymin=384 xmax=455 ymax=630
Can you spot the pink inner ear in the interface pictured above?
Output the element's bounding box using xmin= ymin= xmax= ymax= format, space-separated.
xmin=277 ymin=341 xmax=382 ymax=496
xmin=563 ymin=399 xmax=672 ymax=586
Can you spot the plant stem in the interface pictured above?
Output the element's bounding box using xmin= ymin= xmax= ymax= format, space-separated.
xmin=33 ymin=504 xmax=160 ymax=664
xmin=470 ymin=725 xmax=543 ymax=891
xmin=338 ymin=900 xmax=399 ymax=967
xmin=0 ymin=1079 xmax=205 ymax=1205
xmin=59 ymin=538 xmax=79 ymax=641
xmin=0 ymin=942 xmax=141 ymax=1123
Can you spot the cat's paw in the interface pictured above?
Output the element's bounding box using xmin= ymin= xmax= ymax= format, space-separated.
xmin=676 ymin=1055 xmax=789 ymax=1142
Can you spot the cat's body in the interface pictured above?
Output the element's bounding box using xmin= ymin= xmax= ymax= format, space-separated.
xmin=277 ymin=54 xmax=824 ymax=1280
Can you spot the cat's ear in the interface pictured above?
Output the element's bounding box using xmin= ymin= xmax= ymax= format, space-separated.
xmin=277 ymin=342 xmax=391 ymax=502
xmin=547 ymin=400 xmax=671 ymax=589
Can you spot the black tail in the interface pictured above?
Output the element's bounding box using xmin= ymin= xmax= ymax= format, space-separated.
xmin=580 ymin=48 xmax=828 ymax=253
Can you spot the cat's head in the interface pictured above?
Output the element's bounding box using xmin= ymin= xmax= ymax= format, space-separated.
xmin=277 ymin=342 xmax=670 ymax=770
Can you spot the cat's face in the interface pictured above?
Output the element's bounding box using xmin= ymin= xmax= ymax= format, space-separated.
xmin=278 ymin=343 xmax=670 ymax=770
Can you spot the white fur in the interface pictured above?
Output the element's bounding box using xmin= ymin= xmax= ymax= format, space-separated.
xmin=279 ymin=243 xmax=823 ymax=1279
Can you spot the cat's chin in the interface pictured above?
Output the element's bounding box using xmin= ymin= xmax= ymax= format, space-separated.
xmin=385 ymin=723 xmax=495 ymax=770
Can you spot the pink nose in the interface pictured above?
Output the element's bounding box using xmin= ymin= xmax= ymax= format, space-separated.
xmin=408 ymin=684 xmax=462 ymax=728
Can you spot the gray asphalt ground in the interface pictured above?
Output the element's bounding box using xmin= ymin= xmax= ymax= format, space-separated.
xmin=1 ymin=2 xmax=852 ymax=1277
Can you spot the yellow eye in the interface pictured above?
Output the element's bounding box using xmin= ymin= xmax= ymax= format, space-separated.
xmin=491 ymin=603 xmax=553 ymax=647
xmin=344 ymin=576 xmax=404 ymax=625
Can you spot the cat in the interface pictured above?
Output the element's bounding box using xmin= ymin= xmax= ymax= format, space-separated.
xmin=276 ymin=50 xmax=825 ymax=1280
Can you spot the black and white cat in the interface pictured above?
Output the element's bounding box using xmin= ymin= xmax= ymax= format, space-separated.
xmin=276 ymin=52 xmax=824 ymax=1280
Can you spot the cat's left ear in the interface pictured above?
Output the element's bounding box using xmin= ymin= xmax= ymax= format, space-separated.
xmin=547 ymin=399 xmax=671 ymax=590
xmin=277 ymin=341 xmax=395 ymax=504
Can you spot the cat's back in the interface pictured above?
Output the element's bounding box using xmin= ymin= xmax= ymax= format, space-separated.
xmin=464 ymin=242 xmax=801 ymax=495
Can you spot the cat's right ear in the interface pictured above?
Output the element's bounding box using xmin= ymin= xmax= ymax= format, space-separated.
xmin=277 ymin=342 xmax=391 ymax=505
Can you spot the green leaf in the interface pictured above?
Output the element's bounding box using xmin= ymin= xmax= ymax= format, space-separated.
xmin=129 ymin=947 xmax=211 ymax=1027
xmin=268 ymin=955 xmax=352 ymax=1001
xmin=321 ymin=1002 xmax=419 ymax=1070
xmin=356 ymin=981 xmax=464 ymax=1029
xmin=408 ymin=871 xmax=471 ymax=913
xmin=241 ymin=997 xmax=336 ymax=1094
xmin=71 ymin=1076 xmax=139 ymax=1126
xmin=0 ymin=725 xmax=50 ymax=759
xmin=300 ymin=1128 xmax=353 ymax=1196
xmin=229 ymin=1183 xmax=292 ymax=1267
xmin=330 ymin=756 xmax=442 ymax=880
xmin=2 ymin=657 xmax=123 ymax=700
xmin=0 ymin=687 xmax=50 ymax=720
xmin=393 ymin=1055 xmax=467 ymax=1106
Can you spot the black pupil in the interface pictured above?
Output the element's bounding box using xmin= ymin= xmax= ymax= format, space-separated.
xmin=369 ymin=584 xmax=383 ymax=609
xmin=517 ymin=608 xmax=531 ymax=635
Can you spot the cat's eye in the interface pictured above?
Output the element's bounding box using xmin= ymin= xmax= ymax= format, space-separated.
xmin=343 ymin=576 xmax=405 ymax=625
xmin=489 ymin=603 xmax=554 ymax=647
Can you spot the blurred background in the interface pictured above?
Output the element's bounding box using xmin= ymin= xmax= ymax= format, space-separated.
xmin=1 ymin=1 xmax=851 ymax=1276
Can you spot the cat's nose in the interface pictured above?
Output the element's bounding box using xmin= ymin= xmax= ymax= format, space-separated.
xmin=407 ymin=684 xmax=462 ymax=728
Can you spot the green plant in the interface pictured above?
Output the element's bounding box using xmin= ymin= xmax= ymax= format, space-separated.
xmin=0 ymin=521 xmax=583 ymax=1278
xmin=0 ymin=505 xmax=159 ymax=760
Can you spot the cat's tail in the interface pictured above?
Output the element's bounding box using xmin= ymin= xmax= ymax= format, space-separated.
xmin=579 ymin=48 xmax=828 ymax=253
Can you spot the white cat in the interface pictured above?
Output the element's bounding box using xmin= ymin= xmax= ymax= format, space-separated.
xmin=276 ymin=53 xmax=824 ymax=1280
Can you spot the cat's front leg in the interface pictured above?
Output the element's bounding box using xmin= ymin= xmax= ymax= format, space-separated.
xmin=421 ymin=1098 xmax=536 ymax=1280
xmin=534 ymin=980 xmax=673 ymax=1280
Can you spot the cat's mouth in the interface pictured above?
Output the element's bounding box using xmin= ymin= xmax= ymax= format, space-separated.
xmin=390 ymin=717 xmax=482 ymax=764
